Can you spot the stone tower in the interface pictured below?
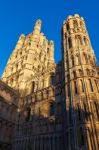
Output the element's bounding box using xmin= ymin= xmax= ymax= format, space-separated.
xmin=2 ymin=20 xmax=55 ymax=103
xmin=62 ymin=14 xmax=99 ymax=149
xmin=1 ymin=14 xmax=99 ymax=150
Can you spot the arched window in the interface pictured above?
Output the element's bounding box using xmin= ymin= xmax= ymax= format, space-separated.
xmin=74 ymin=20 xmax=78 ymax=28
xmin=88 ymin=79 xmax=93 ymax=92
xmin=68 ymin=38 xmax=72 ymax=49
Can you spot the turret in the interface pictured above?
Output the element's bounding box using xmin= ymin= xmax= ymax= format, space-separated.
xmin=15 ymin=34 xmax=25 ymax=50
xmin=49 ymin=40 xmax=54 ymax=59
xmin=62 ymin=14 xmax=99 ymax=150
xmin=33 ymin=19 xmax=42 ymax=35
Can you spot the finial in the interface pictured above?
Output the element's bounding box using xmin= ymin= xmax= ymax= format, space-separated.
xmin=67 ymin=15 xmax=72 ymax=20
xmin=19 ymin=34 xmax=25 ymax=40
xmin=63 ymin=20 xmax=66 ymax=25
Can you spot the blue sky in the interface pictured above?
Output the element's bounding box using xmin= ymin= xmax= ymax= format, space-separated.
xmin=0 ymin=0 xmax=99 ymax=77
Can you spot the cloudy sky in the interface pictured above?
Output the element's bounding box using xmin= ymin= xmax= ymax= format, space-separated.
xmin=0 ymin=0 xmax=99 ymax=77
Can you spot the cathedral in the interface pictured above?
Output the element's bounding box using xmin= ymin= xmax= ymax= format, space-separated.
xmin=0 ymin=14 xmax=99 ymax=150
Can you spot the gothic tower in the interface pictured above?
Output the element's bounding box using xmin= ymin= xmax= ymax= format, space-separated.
xmin=2 ymin=20 xmax=55 ymax=104
xmin=62 ymin=14 xmax=99 ymax=149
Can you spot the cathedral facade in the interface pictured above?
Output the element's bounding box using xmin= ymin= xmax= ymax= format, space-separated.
xmin=0 ymin=14 xmax=99 ymax=150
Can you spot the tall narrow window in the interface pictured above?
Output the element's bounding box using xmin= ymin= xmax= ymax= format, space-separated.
xmin=73 ymin=71 xmax=76 ymax=78
xmin=80 ymin=79 xmax=84 ymax=92
xmin=67 ymin=23 xmax=70 ymax=30
xmin=25 ymin=108 xmax=31 ymax=122
xmin=31 ymin=81 xmax=35 ymax=93
xmin=94 ymin=80 xmax=98 ymax=92
xmin=78 ymin=36 xmax=83 ymax=45
xmin=74 ymin=81 xmax=77 ymax=94
xmin=88 ymin=79 xmax=93 ymax=92
xmin=76 ymin=55 xmax=80 ymax=65
xmin=71 ymin=56 xmax=74 ymax=66
xmin=83 ymin=103 xmax=88 ymax=121
xmin=83 ymin=53 xmax=88 ymax=64
xmin=68 ymin=38 xmax=72 ymax=49
xmin=49 ymin=103 xmax=54 ymax=116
